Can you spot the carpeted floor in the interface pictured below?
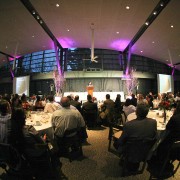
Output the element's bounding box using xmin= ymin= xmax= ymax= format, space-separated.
xmin=0 ymin=126 xmax=179 ymax=179
xmin=60 ymin=126 xmax=180 ymax=180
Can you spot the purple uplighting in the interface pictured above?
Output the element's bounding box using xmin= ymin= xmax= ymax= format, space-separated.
xmin=57 ymin=37 xmax=76 ymax=48
xmin=110 ymin=39 xmax=130 ymax=51
xmin=9 ymin=55 xmax=21 ymax=61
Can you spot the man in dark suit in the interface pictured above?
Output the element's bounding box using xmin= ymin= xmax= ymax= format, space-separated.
xmin=70 ymin=95 xmax=82 ymax=114
xmin=102 ymin=94 xmax=115 ymax=124
xmin=82 ymin=94 xmax=98 ymax=128
xmin=115 ymin=103 xmax=157 ymax=171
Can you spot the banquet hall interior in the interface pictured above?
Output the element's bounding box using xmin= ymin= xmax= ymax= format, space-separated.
xmin=0 ymin=0 xmax=180 ymax=179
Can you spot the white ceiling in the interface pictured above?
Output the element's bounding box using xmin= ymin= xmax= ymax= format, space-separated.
xmin=0 ymin=0 xmax=180 ymax=70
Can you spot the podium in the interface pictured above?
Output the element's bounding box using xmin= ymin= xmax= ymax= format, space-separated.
xmin=86 ymin=86 xmax=94 ymax=97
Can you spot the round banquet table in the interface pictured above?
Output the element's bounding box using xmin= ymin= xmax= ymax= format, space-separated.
xmin=26 ymin=111 xmax=54 ymax=139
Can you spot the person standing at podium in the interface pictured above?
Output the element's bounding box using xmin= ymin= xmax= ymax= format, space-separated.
xmin=88 ymin=81 xmax=93 ymax=86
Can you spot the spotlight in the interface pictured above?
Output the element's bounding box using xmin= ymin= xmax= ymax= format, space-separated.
xmin=32 ymin=11 xmax=35 ymax=15
xmin=145 ymin=22 xmax=149 ymax=26
xmin=153 ymin=11 xmax=157 ymax=15
xmin=160 ymin=3 xmax=164 ymax=6
xmin=37 ymin=16 xmax=40 ymax=20
xmin=40 ymin=20 xmax=43 ymax=24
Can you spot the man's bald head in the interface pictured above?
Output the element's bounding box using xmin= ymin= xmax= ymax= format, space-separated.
xmin=60 ymin=97 xmax=70 ymax=107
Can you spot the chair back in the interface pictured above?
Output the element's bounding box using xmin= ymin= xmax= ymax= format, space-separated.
xmin=0 ymin=143 xmax=22 ymax=172
xmin=123 ymin=138 xmax=155 ymax=163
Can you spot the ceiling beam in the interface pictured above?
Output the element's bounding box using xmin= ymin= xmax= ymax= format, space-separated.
xmin=0 ymin=51 xmax=14 ymax=58
xmin=123 ymin=0 xmax=172 ymax=53
xmin=20 ymin=0 xmax=63 ymax=50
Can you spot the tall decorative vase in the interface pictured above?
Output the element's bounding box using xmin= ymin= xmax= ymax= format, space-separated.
xmin=163 ymin=109 xmax=166 ymax=124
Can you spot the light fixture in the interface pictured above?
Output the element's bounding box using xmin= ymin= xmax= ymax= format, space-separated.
xmin=116 ymin=31 xmax=119 ymax=34
xmin=32 ymin=11 xmax=35 ymax=15
xmin=56 ymin=4 xmax=59 ymax=7
xmin=5 ymin=46 xmax=8 ymax=49
xmin=166 ymin=59 xmax=169 ymax=61
xmin=140 ymin=50 xmax=143 ymax=53
xmin=40 ymin=20 xmax=43 ymax=24
xmin=152 ymin=41 xmax=155 ymax=44
xmin=171 ymin=25 xmax=174 ymax=28
xmin=160 ymin=3 xmax=164 ymax=7
xmin=153 ymin=11 xmax=157 ymax=15
xmin=37 ymin=16 xmax=40 ymax=20
xmin=145 ymin=22 xmax=149 ymax=26
xmin=32 ymin=35 xmax=35 ymax=38
xmin=126 ymin=6 xmax=130 ymax=10
xmin=67 ymin=29 xmax=70 ymax=31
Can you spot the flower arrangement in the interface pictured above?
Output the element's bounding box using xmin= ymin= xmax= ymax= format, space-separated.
xmin=158 ymin=100 xmax=172 ymax=111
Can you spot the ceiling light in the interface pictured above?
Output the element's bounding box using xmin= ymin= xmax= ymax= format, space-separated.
xmin=153 ymin=11 xmax=157 ymax=15
xmin=56 ymin=4 xmax=59 ymax=7
xmin=37 ymin=16 xmax=40 ymax=20
xmin=32 ymin=35 xmax=35 ymax=38
xmin=152 ymin=41 xmax=155 ymax=44
xmin=171 ymin=25 xmax=174 ymax=28
xmin=140 ymin=50 xmax=143 ymax=53
xmin=126 ymin=6 xmax=130 ymax=10
xmin=160 ymin=3 xmax=164 ymax=6
xmin=116 ymin=31 xmax=119 ymax=34
xmin=67 ymin=29 xmax=70 ymax=31
xmin=40 ymin=20 xmax=43 ymax=24
xmin=166 ymin=60 xmax=168 ymax=61
xmin=5 ymin=46 xmax=8 ymax=49
xmin=145 ymin=22 xmax=149 ymax=26
xmin=32 ymin=11 xmax=35 ymax=15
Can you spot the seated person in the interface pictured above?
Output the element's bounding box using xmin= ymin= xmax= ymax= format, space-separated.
xmin=70 ymin=95 xmax=82 ymax=113
xmin=34 ymin=95 xmax=44 ymax=110
xmin=52 ymin=97 xmax=87 ymax=150
xmin=115 ymin=103 xmax=157 ymax=171
xmin=123 ymin=98 xmax=136 ymax=116
xmin=21 ymin=93 xmax=30 ymax=110
xmin=0 ymin=100 xmax=11 ymax=143
xmin=82 ymin=94 xmax=98 ymax=128
xmin=101 ymin=94 xmax=115 ymax=124
xmin=44 ymin=95 xmax=60 ymax=113
xmin=8 ymin=107 xmax=61 ymax=178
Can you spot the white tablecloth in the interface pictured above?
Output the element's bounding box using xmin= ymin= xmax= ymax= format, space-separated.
xmin=127 ymin=110 xmax=173 ymax=131
xmin=26 ymin=111 xmax=52 ymax=131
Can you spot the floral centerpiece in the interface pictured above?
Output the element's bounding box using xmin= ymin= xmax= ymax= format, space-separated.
xmin=158 ymin=100 xmax=173 ymax=123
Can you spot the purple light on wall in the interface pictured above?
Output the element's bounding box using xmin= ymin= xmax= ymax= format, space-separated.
xmin=110 ymin=39 xmax=130 ymax=51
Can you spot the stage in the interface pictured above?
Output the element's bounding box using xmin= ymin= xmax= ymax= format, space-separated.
xmin=64 ymin=91 xmax=125 ymax=102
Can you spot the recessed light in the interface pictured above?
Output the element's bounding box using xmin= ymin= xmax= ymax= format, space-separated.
xmin=67 ymin=29 xmax=70 ymax=31
xmin=153 ymin=11 xmax=157 ymax=15
xmin=170 ymin=25 xmax=174 ymax=28
xmin=40 ymin=20 xmax=43 ymax=24
xmin=126 ymin=6 xmax=130 ymax=10
xmin=56 ymin=4 xmax=59 ymax=7
xmin=140 ymin=50 xmax=143 ymax=53
xmin=160 ymin=3 xmax=164 ymax=7
xmin=32 ymin=11 xmax=35 ymax=15
xmin=166 ymin=60 xmax=169 ymax=61
xmin=37 ymin=16 xmax=40 ymax=20
xmin=145 ymin=22 xmax=149 ymax=26
xmin=5 ymin=46 xmax=8 ymax=49
xmin=152 ymin=41 xmax=155 ymax=44
xmin=32 ymin=35 xmax=35 ymax=38
xmin=116 ymin=31 xmax=119 ymax=34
